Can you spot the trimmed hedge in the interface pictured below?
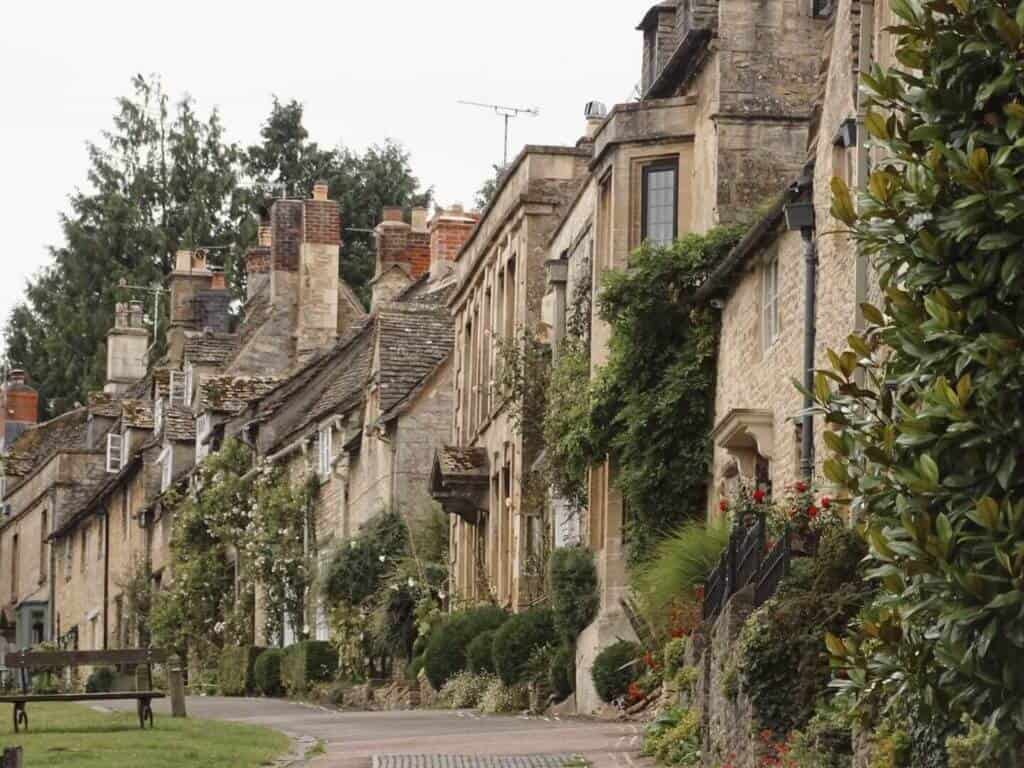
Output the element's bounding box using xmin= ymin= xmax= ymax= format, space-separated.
xmin=492 ymin=608 xmax=555 ymax=686
xmin=466 ymin=630 xmax=498 ymax=674
xmin=591 ymin=640 xmax=641 ymax=703
xmin=549 ymin=547 xmax=599 ymax=644
xmin=218 ymin=646 xmax=266 ymax=697
xmin=424 ymin=606 xmax=508 ymax=690
xmin=254 ymin=648 xmax=285 ymax=697
xmin=550 ymin=645 xmax=575 ymax=701
xmin=282 ymin=641 xmax=338 ymax=696
xmin=86 ymin=666 xmax=116 ymax=693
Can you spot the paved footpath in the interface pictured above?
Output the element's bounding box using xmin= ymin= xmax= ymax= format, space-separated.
xmin=100 ymin=696 xmax=652 ymax=768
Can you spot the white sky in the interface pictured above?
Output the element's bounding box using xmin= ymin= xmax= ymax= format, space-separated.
xmin=0 ymin=1 xmax=649 ymax=350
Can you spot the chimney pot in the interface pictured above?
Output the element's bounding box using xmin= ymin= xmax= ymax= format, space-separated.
xmin=175 ymin=251 xmax=194 ymax=272
xmin=312 ymin=180 xmax=329 ymax=201
xmin=115 ymin=302 xmax=129 ymax=329
xmin=258 ymin=225 xmax=273 ymax=247
xmin=128 ymin=301 xmax=145 ymax=329
xmin=7 ymin=370 xmax=26 ymax=386
xmin=382 ymin=206 xmax=404 ymax=223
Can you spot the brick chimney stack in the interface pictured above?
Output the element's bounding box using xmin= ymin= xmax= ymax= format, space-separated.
xmin=0 ymin=370 xmax=39 ymax=451
xmin=429 ymin=204 xmax=479 ymax=280
xmin=296 ymin=180 xmax=341 ymax=362
xmin=105 ymin=300 xmax=149 ymax=395
xmin=371 ymin=207 xmax=431 ymax=308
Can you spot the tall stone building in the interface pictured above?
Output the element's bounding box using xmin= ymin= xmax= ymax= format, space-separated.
xmin=539 ymin=0 xmax=830 ymax=712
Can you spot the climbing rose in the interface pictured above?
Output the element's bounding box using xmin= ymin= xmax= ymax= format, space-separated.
xmin=794 ymin=481 xmax=807 ymax=493
xmin=719 ymin=500 xmax=729 ymax=512
xmin=753 ymin=488 xmax=766 ymax=503
xmin=821 ymin=496 xmax=832 ymax=509
xmin=807 ymin=505 xmax=819 ymax=520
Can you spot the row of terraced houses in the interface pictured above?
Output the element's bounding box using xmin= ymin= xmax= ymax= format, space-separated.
xmin=0 ymin=0 xmax=897 ymax=714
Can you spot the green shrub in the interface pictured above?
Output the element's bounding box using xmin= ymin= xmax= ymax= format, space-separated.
xmin=466 ymin=630 xmax=498 ymax=674
xmin=254 ymin=648 xmax=285 ymax=697
xmin=85 ymin=667 xmax=116 ymax=693
xmin=406 ymin=655 xmax=425 ymax=682
xmin=440 ymin=671 xmax=495 ymax=709
xmin=218 ymin=646 xmax=266 ymax=697
xmin=423 ymin=606 xmax=508 ymax=689
xmin=550 ymin=645 xmax=575 ymax=701
xmin=642 ymin=707 xmax=701 ymax=765
xmin=322 ymin=511 xmax=408 ymax=607
xmin=591 ymin=640 xmax=641 ymax=703
xmin=492 ymin=608 xmax=555 ymax=686
xmin=281 ymin=641 xmax=338 ymax=696
xmin=412 ymin=634 xmax=429 ymax=659
xmin=548 ymin=547 xmax=599 ymax=644
xmin=478 ymin=677 xmax=529 ymax=714
xmin=664 ymin=638 xmax=688 ymax=677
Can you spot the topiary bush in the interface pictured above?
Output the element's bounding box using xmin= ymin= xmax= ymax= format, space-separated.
xmin=492 ymin=608 xmax=555 ymax=686
xmin=406 ymin=655 xmax=425 ymax=682
xmin=254 ymin=648 xmax=285 ymax=697
xmin=466 ymin=629 xmax=498 ymax=674
xmin=423 ymin=605 xmax=508 ymax=690
xmin=218 ymin=646 xmax=266 ymax=697
xmin=548 ymin=547 xmax=599 ymax=644
xmin=85 ymin=667 xmax=116 ymax=693
xmin=550 ymin=645 xmax=575 ymax=701
xmin=591 ymin=640 xmax=641 ymax=703
xmin=281 ymin=641 xmax=338 ymax=697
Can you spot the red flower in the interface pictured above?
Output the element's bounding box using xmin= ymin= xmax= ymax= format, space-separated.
xmin=719 ymin=499 xmax=729 ymax=512
xmin=794 ymin=481 xmax=807 ymax=493
xmin=627 ymin=681 xmax=645 ymax=704
xmin=753 ymin=488 xmax=766 ymax=504
xmin=821 ymin=496 xmax=832 ymax=509
xmin=643 ymin=651 xmax=659 ymax=671
xmin=807 ymin=505 xmax=819 ymax=519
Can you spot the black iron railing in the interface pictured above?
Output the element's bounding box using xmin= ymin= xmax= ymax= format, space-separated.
xmin=702 ymin=519 xmax=794 ymax=622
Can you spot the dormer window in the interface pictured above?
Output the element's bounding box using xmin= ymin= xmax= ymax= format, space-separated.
xmin=106 ymin=433 xmax=124 ymax=474
xmin=184 ymin=365 xmax=195 ymax=407
xmin=811 ymin=0 xmax=834 ymax=18
xmin=169 ymin=371 xmax=188 ymax=408
xmin=154 ymin=398 xmax=164 ymax=435
xmin=318 ymin=426 xmax=334 ymax=479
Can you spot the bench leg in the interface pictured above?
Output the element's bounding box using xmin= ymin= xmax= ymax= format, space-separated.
xmin=13 ymin=702 xmax=27 ymax=733
xmin=137 ymin=698 xmax=154 ymax=729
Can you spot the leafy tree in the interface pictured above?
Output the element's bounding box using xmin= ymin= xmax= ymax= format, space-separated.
xmin=4 ymin=76 xmax=243 ymax=418
xmin=474 ymin=164 xmax=506 ymax=211
xmin=818 ymin=0 xmax=1024 ymax=759
xmin=589 ymin=227 xmax=745 ymax=562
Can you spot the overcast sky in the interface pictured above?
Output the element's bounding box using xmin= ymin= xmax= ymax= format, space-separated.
xmin=0 ymin=1 xmax=649 ymax=350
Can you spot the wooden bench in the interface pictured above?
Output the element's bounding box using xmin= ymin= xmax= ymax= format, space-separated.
xmin=0 ymin=649 xmax=167 ymax=732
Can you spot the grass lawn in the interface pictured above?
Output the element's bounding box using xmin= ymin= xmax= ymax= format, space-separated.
xmin=0 ymin=702 xmax=290 ymax=767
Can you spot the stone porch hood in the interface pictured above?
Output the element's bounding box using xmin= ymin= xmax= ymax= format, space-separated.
xmin=429 ymin=446 xmax=490 ymax=526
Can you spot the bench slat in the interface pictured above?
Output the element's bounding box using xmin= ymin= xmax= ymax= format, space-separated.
xmin=5 ymin=649 xmax=168 ymax=669
xmin=0 ymin=692 xmax=165 ymax=703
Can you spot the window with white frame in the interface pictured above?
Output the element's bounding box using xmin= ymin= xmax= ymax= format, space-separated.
xmin=106 ymin=433 xmax=124 ymax=474
xmin=762 ymin=254 xmax=781 ymax=350
xmin=184 ymin=365 xmax=195 ymax=406
xmin=153 ymin=397 xmax=164 ymax=435
xmin=318 ymin=426 xmax=333 ymax=479
xmin=169 ymin=371 xmax=188 ymax=407
xmin=160 ymin=446 xmax=174 ymax=493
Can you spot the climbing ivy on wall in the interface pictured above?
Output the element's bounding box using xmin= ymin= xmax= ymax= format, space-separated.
xmin=149 ymin=439 xmax=316 ymax=663
xmin=589 ymin=226 xmax=745 ymax=563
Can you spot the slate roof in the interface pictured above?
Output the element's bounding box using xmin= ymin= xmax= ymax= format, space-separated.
xmin=377 ymin=302 xmax=455 ymax=414
xmin=198 ymin=376 xmax=282 ymax=414
xmin=4 ymin=408 xmax=90 ymax=478
xmin=184 ymin=332 xmax=240 ymax=367
xmin=166 ymin=406 xmax=196 ymax=442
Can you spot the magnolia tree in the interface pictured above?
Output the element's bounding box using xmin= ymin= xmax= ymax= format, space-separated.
xmin=818 ymin=0 xmax=1024 ymax=758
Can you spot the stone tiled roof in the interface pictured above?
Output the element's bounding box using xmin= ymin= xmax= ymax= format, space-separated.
xmin=436 ymin=446 xmax=489 ymax=478
xmin=4 ymin=408 xmax=90 ymax=477
xmin=184 ymin=332 xmax=240 ymax=367
xmin=87 ymin=392 xmax=121 ymax=419
xmin=165 ymin=406 xmax=196 ymax=442
xmin=199 ymin=376 xmax=282 ymax=415
xmin=377 ymin=302 xmax=454 ymax=414
xmin=121 ymin=399 xmax=154 ymax=429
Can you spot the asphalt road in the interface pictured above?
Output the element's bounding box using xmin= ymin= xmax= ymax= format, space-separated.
xmin=98 ymin=696 xmax=651 ymax=768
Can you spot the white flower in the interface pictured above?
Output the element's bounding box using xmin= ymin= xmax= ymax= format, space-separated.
xmin=407 ymin=577 xmax=416 ymax=588
xmin=378 ymin=555 xmax=386 ymax=563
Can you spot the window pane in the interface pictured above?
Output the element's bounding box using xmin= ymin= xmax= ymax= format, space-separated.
xmin=644 ymin=167 xmax=676 ymax=246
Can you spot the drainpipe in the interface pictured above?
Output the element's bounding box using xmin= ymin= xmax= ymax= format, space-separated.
xmin=800 ymin=229 xmax=818 ymax=480
xmin=854 ymin=0 xmax=876 ymax=330
xmin=783 ymin=179 xmax=817 ymax=480
xmin=102 ymin=510 xmax=110 ymax=650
